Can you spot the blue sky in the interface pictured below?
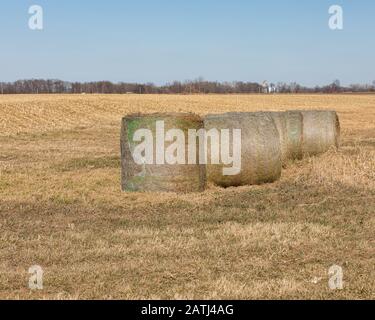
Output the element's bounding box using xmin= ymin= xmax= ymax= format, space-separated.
xmin=1 ymin=0 xmax=374 ymax=86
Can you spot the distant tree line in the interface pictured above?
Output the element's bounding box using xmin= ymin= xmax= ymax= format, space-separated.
xmin=1 ymin=78 xmax=375 ymax=94
xmin=275 ymin=80 xmax=375 ymax=94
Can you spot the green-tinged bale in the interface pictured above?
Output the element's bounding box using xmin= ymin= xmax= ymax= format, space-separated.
xmin=121 ymin=113 xmax=206 ymax=192
xmin=299 ymin=110 xmax=341 ymax=156
xmin=204 ymin=112 xmax=282 ymax=187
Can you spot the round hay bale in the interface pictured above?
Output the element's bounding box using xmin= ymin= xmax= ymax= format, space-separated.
xmin=204 ymin=112 xmax=282 ymax=187
xmin=268 ymin=111 xmax=304 ymax=164
xmin=284 ymin=110 xmax=304 ymax=160
xmin=299 ymin=110 xmax=340 ymax=156
xmin=121 ymin=113 xmax=206 ymax=192
xmin=268 ymin=112 xmax=288 ymax=165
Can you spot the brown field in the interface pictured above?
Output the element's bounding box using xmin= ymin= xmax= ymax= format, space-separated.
xmin=0 ymin=94 xmax=374 ymax=299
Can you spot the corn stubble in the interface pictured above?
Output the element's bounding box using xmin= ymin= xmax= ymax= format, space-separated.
xmin=0 ymin=94 xmax=374 ymax=299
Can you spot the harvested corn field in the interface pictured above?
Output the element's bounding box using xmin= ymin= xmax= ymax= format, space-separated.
xmin=0 ymin=94 xmax=374 ymax=299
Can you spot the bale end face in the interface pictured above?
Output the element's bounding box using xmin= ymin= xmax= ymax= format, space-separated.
xmin=121 ymin=113 xmax=206 ymax=193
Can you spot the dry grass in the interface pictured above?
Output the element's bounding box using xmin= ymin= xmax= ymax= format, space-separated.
xmin=0 ymin=94 xmax=374 ymax=299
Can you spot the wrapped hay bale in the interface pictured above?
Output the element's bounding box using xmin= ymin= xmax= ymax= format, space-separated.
xmin=268 ymin=112 xmax=288 ymax=165
xmin=204 ymin=112 xmax=282 ymax=187
xmin=284 ymin=111 xmax=304 ymax=160
xmin=121 ymin=113 xmax=206 ymax=192
xmin=267 ymin=111 xmax=304 ymax=165
xmin=299 ymin=110 xmax=340 ymax=156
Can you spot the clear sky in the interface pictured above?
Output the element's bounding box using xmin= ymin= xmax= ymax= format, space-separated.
xmin=1 ymin=0 xmax=374 ymax=86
